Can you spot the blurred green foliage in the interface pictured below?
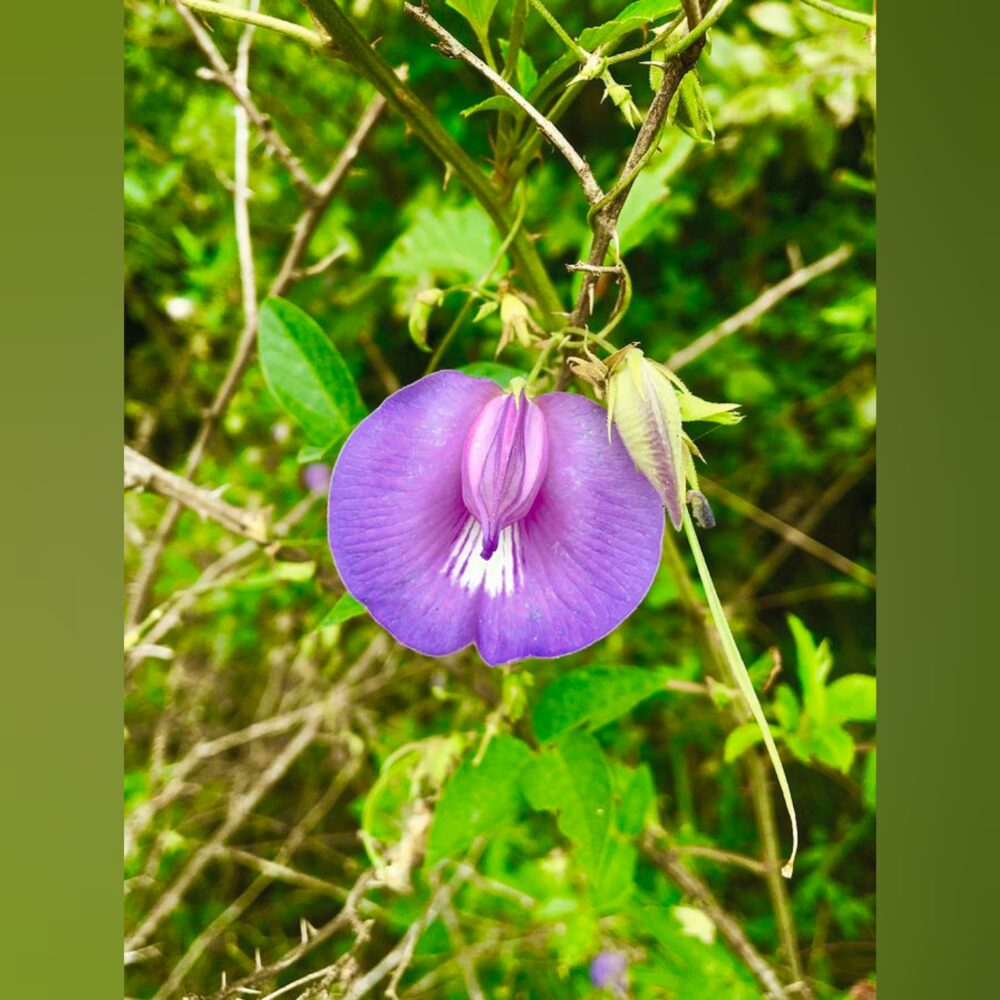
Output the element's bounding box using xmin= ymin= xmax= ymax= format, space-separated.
xmin=125 ymin=1 xmax=875 ymax=998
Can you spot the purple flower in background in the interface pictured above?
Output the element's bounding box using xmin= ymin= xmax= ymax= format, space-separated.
xmin=302 ymin=462 xmax=332 ymax=494
xmin=590 ymin=950 xmax=629 ymax=997
xmin=327 ymin=371 xmax=663 ymax=666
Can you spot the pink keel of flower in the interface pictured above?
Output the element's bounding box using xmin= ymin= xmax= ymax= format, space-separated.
xmin=461 ymin=388 xmax=549 ymax=559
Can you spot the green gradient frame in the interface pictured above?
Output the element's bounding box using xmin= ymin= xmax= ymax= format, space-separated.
xmin=0 ymin=2 xmax=123 ymax=998
xmin=4 ymin=1 xmax=1000 ymax=997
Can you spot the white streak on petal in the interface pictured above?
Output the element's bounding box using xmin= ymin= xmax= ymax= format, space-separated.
xmin=444 ymin=517 xmax=521 ymax=599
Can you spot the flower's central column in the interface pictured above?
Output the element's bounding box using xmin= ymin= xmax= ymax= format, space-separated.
xmin=461 ymin=382 xmax=549 ymax=559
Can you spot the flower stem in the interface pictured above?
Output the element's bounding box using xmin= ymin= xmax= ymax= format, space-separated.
xmin=798 ymin=0 xmax=875 ymax=27
xmin=177 ymin=0 xmax=327 ymax=48
xmin=682 ymin=506 xmax=799 ymax=877
xmin=528 ymin=0 xmax=588 ymax=60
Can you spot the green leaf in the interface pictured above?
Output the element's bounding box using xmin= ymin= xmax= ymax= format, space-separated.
xmin=862 ymin=749 xmax=876 ymax=810
xmin=668 ymin=71 xmax=715 ymax=144
xmin=772 ymin=683 xmax=801 ymax=731
xmin=522 ymin=732 xmax=612 ymax=873
xmin=532 ymin=665 xmax=676 ymax=743
xmin=515 ymin=47 xmax=539 ymax=95
xmin=617 ymin=762 xmax=656 ymax=837
xmin=523 ymin=733 xmax=636 ymax=905
xmin=788 ymin=614 xmax=832 ymax=721
xmin=723 ymin=722 xmax=766 ymax=763
xmin=497 ymin=40 xmax=539 ymax=96
xmin=273 ymin=560 xmax=315 ymax=582
xmin=747 ymin=2 xmax=799 ymax=38
xmin=458 ymin=362 xmax=524 ymax=388
xmin=296 ymin=435 xmax=345 ymax=464
xmin=378 ymin=203 xmax=503 ymax=284
xmin=258 ymin=298 xmax=366 ymax=448
xmin=617 ymin=131 xmax=695 ymax=253
xmin=446 ymin=0 xmax=499 ymax=36
xmin=426 ymin=735 xmax=534 ymax=864
xmin=316 ymin=593 xmax=368 ymax=630
xmin=580 ymin=1 xmax=680 ymax=50
xmin=461 ymin=95 xmax=521 ymax=118
xmin=807 ymin=725 xmax=855 ymax=773
xmin=826 ymin=674 xmax=876 ymax=723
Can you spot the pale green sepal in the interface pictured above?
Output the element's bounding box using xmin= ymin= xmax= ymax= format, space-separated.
xmin=610 ymin=348 xmax=686 ymax=529
xmin=678 ymin=393 xmax=743 ymax=425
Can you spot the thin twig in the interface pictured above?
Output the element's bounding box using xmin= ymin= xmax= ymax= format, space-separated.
xmin=440 ymin=904 xmax=486 ymax=1000
xmin=178 ymin=0 xmax=331 ymax=48
xmin=730 ymin=446 xmax=876 ymax=607
xmin=670 ymin=843 xmax=768 ymax=875
xmin=668 ymin=245 xmax=854 ymax=370
xmin=170 ymin=0 xmax=317 ymax=198
xmin=207 ymin=869 xmax=377 ymax=1000
xmin=566 ymin=1 xmax=711 ymax=335
xmin=342 ymin=867 xmax=471 ymax=1000
xmin=153 ymin=759 xmax=362 ymax=1000
xmin=124 ymin=446 xmax=270 ymax=544
xmin=125 ymin=717 xmax=322 ymax=952
xmin=700 ymin=475 xmax=875 ymax=588
xmin=302 ymin=0 xmax=563 ymax=325
xmin=125 ymin=493 xmax=321 ymax=673
xmin=642 ymin=838 xmax=791 ymax=1000
xmin=798 ymin=0 xmax=875 ymax=28
xmin=404 ymin=2 xmax=603 ymax=205
xmin=125 ymin=86 xmax=389 ymax=628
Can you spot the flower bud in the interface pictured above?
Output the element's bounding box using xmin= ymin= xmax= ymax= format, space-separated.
xmin=606 ymin=347 xmax=686 ymax=530
xmin=461 ymin=380 xmax=549 ymax=559
xmin=603 ymin=79 xmax=642 ymax=129
xmin=687 ymin=488 xmax=716 ymax=529
xmin=408 ymin=288 xmax=444 ymax=352
xmin=499 ymin=292 xmax=533 ymax=352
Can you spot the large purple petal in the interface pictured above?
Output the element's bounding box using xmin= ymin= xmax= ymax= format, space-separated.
xmin=473 ymin=392 xmax=664 ymax=664
xmin=328 ymin=376 xmax=664 ymax=666
xmin=328 ymin=371 xmax=500 ymax=656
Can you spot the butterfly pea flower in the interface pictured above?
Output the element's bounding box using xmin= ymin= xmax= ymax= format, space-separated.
xmin=327 ymin=371 xmax=663 ymax=666
xmin=590 ymin=949 xmax=629 ymax=997
xmin=606 ymin=346 xmax=741 ymax=530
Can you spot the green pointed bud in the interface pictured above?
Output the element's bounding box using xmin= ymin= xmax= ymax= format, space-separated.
xmin=499 ymin=293 xmax=532 ymax=349
xmin=408 ymin=288 xmax=444 ymax=352
xmin=606 ymin=346 xmax=686 ymax=530
xmin=603 ymin=78 xmax=642 ymax=129
xmin=677 ymin=393 xmax=743 ymax=425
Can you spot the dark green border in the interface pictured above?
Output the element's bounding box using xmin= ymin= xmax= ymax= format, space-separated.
xmin=880 ymin=1 xmax=1000 ymax=997
xmin=3 ymin=2 xmax=999 ymax=998
xmin=0 ymin=3 xmax=122 ymax=998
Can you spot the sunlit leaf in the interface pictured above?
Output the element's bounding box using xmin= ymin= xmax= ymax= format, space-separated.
xmin=426 ymin=735 xmax=534 ymax=863
xmin=315 ymin=593 xmax=368 ymax=630
xmin=446 ymin=0 xmax=499 ymax=36
xmin=532 ymin=665 xmax=677 ymax=743
xmin=258 ymin=297 xmax=366 ymax=448
xmin=826 ymin=674 xmax=876 ymax=723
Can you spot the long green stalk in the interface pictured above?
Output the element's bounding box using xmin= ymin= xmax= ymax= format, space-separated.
xmin=683 ymin=507 xmax=799 ymax=877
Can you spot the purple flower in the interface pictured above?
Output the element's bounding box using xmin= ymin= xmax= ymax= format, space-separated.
xmin=327 ymin=372 xmax=663 ymax=666
xmin=302 ymin=462 xmax=332 ymax=494
xmin=590 ymin=950 xmax=629 ymax=996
